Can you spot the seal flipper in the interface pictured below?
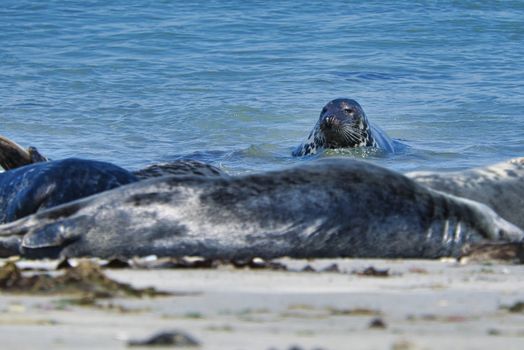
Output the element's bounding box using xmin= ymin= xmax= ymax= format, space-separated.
xmin=0 ymin=210 xmax=85 ymax=258
xmin=0 ymin=135 xmax=33 ymax=170
xmin=0 ymin=136 xmax=48 ymax=171
xmin=21 ymin=220 xmax=81 ymax=249
xmin=0 ymin=236 xmax=22 ymax=257
xmin=20 ymin=219 xmax=84 ymax=259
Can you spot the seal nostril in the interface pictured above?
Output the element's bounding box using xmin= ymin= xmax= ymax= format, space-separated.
xmin=321 ymin=116 xmax=336 ymax=130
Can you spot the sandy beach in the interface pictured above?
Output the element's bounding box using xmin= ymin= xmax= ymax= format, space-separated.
xmin=1 ymin=257 xmax=523 ymax=350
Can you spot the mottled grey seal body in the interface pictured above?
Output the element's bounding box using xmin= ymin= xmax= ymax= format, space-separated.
xmin=133 ymin=160 xmax=225 ymax=179
xmin=409 ymin=158 xmax=524 ymax=230
xmin=293 ymin=99 xmax=394 ymax=156
xmin=0 ymin=158 xmax=138 ymax=224
xmin=0 ymin=158 xmax=520 ymax=260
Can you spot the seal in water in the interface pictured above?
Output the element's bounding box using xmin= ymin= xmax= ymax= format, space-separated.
xmin=408 ymin=158 xmax=524 ymax=230
xmin=0 ymin=158 xmax=138 ymax=224
xmin=0 ymin=158 xmax=520 ymax=260
xmin=292 ymin=99 xmax=395 ymax=156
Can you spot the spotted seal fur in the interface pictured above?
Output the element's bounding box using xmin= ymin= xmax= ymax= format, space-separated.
xmin=292 ymin=99 xmax=395 ymax=156
xmin=408 ymin=158 xmax=524 ymax=230
xmin=0 ymin=158 xmax=520 ymax=260
xmin=133 ymin=160 xmax=225 ymax=179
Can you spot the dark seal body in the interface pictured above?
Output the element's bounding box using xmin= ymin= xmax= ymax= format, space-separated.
xmin=293 ymin=99 xmax=394 ymax=156
xmin=0 ymin=158 xmax=138 ymax=223
xmin=0 ymin=158 xmax=520 ymax=260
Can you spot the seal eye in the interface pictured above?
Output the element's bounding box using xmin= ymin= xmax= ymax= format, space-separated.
xmin=321 ymin=107 xmax=327 ymax=115
xmin=345 ymin=108 xmax=354 ymax=114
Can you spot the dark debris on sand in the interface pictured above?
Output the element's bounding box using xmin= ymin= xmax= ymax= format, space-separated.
xmin=460 ymin=242 xmax=524 ymax=264
xmin=352 ymin=266 xmax=391 ymax=277
xmin=501 ymin=301 xmax=524 ymax=313
xmin=368 ymin=317 xmax=387 ymax=329
xmin=131 ymin=256 xmax=287 ymax=271
xmin=268 ymin=346 xmax=328 ymax=350
xmin=127 ymin=330 xmax=200 ymax=347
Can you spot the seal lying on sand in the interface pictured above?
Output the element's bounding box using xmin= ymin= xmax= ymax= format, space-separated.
xmin=407 ymin=158 xmax=524 ymax=230
xmin=293 ymin=99 xmax=395 ymax=156
xmin=0 ymin=158 xmax=520 ymax=260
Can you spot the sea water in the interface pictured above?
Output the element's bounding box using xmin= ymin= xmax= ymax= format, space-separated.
xmin=1 ymin=1 xmax=523 ymax=174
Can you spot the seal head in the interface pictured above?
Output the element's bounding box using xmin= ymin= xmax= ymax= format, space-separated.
xmin=293 ymin=99 xmax=394 ymax=156
xmin=318 ymin=99 xmax=375 ymax=149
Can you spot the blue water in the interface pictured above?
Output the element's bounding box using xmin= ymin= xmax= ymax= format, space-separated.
xmin=1 ymin=1 xmax=523 ymax=174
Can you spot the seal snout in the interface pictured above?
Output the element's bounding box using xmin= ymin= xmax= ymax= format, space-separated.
xmin=320 ymin=115 xmax=342 ymax=131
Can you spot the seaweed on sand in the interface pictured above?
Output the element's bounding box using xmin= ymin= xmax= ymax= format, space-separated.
xmin=0 ymin=260 xmax=168 ymax=297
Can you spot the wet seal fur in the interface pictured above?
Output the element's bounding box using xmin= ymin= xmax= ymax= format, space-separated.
xmin=0 ymin=158 xmax=224 ymax=224
xmin=293 ymin=99 xmax=394 ymax=156
xmin=0 ymin=158 xmax=138 ymax=224
xmin=408 ymin=158 xmax=524 ymax=230
xmin=0 ymin=135 xmax=224 ymax=225
xmin=0 ymin=158 xmax=521 ymax=260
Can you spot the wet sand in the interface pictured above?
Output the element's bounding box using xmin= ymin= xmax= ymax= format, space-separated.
xmin=1 ymin=258 xmax=524 ymax=350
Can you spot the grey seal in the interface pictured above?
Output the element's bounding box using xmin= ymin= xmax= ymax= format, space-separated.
xmin=292 ymin=99 xmax=394 ymax=156
xmin=408 ymin=158 xmax=524 ymax=230
xmin=0 ymin=158 xmax=520 ymax=260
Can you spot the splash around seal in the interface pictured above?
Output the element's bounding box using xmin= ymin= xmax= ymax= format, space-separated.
xmin=293 ymin=99 xmax=395 ymax=156
xmin=0 ymin=158 xmax=521 ymax=260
